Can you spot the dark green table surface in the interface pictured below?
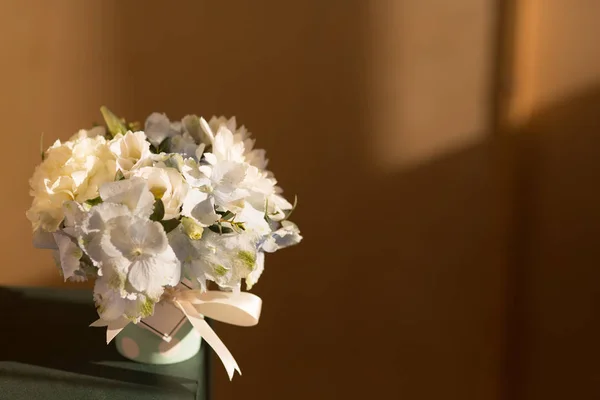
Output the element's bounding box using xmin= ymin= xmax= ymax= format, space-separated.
xmin=0 ymin=286 xmax=210 ymax=400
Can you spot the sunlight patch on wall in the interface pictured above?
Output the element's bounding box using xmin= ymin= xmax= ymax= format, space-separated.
xmin=366 ymin=0 xmax=496 ymax=171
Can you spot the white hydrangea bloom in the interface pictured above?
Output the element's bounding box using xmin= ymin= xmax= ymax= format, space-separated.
xmin=79 ymin=183 xmax=181 ymax=321
xmin=101 ymin=215 xmax=181 ymax=299
xmin=78 ymin=202 xmax=133 ymax=265
xmin=26 ymin=131 xmax=116 ymax=232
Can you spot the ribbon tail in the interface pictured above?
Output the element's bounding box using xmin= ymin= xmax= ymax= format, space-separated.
xmin=177 ymin=301 xmax=241 ymax=380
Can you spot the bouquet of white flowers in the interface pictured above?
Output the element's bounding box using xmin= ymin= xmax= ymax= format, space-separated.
xmin=26 ymin=107 xmax=301 ymax=376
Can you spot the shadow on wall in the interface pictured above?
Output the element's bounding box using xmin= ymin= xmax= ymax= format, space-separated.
xmin=506 ymin=86 xmax=600 ymax=400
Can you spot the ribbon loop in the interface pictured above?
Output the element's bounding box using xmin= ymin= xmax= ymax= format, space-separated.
xmin=192 ymin=291 xmax=262 ymax=327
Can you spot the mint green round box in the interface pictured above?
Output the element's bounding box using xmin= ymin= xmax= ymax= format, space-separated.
xmin=115 ymin=321 xmax=202 ymax=364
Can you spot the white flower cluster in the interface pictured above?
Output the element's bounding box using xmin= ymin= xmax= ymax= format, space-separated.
xmin=27 ymin=109 xmax=301 ymax=323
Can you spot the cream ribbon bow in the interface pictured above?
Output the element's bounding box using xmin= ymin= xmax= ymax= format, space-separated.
xmin=91 ymin=287 xmax=262 ymax=380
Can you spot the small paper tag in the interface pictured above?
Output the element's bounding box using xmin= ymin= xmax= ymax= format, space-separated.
xmin=139 ymin=301 xmax=187 ymax=342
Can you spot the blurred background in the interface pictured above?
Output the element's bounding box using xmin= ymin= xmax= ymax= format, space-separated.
xmin=1 ymin=0 xmax=600 ymax=399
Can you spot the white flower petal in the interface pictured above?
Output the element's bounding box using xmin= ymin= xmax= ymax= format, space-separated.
xmin=32 ymin=228 xmax=57 ymax=249
xmin=62 ymin=200 xmax=87 ymax=227
xmin=182 ymin=189 xmax=219 ymax=226
xmin=144 ymin=112 xmax=172 ymax=146
xmin=110 ymin=131 xmax=152 ymax=173
xmin=262 ymin=221 xmax=302 ymax=253
xmin=127 ymin=258 xmax=163 ymax=297
xmin=53 ymin=231 xmax=83 ymax=281
xmin=203 ymin=152 xmax=217 ymax=165
xmin=246 ymin=251 xmax=264 ymax=290
xmin=199 ymin=117 xmax=215 ymax=144
xmin=99 ymin=178 xmax=154 ymax=217
xmin=237 ymin=203 xmax=271 ymax=236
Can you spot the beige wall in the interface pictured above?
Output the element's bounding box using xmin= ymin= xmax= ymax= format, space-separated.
xmin=0 ymin=1 xmax=117 ymax=286
xmin=2 ymin=0 xmax=599 ymax=399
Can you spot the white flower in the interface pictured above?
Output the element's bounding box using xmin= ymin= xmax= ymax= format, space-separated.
xmin=94 ymin=273 xmax=156 ymax=322
xmin=242 ymin=165 xmax=278 ymax=210
xmin=237 ymin=203 xmax=271 ymax=236
xmin=206 ymin=126 xmax=246 ymax=164
xmin=131 ymin=166 xmax=188 ymax=220
xmin=261 ymin=220 xmax=302 ymax=253
xmin=78 ymin=189 xmax=180 ymax=322
xmin=265 ymin=192 xmax=294 ymax=221
xmin=212 ymin=163 xmax=250 ymax=208
xmin=27 ymin=132 xmax=116 ymax=232
xmin=170 ymin=132 xmax=198 ymax=158
xmin=101 ymin=215 xmax=181 ymax=300
xmin=99 ymin=178 xmax=155 ymax=218
xmin=109 ymin=131 xmax=152 ymax=174
xmin=173 ymin=229 xmax=260 ymax=292
xmin=180 ymin=157 xmax=208 ymax=185
xmin=203 ymin=116 xmax=268 ymax=169
xmin=80 ymin=179 xmax=155 ymax=265
xmin=183 ymin=115 xmax=212 ymax=146
xmin=181 ymin=189 xmax=219 ymax=226
xmin=69 ymin=126 xmax=106 ymax=140
xmin=62 ymin=200 xmax=87 ymax=228
xmin=183 ymin=151 xmax=250 ymax=213
xmin=144 ymin=112 xmax=180 ymax=147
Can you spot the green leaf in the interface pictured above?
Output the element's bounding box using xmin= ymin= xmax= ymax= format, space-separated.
xmin=115 ymin=170 xmax=125 ymax=181
xmin=208 ymin=224 xmax=233 ymax=234
xmin=160 ymin=218 xmax=181 ymax=233
xmin=264 ymin=198 xmax=271 ymax=223
xmin=157 ymin=137 xmax=171 ymax=153
xmin=100 ymin=106 xmax=128 ymax=138
xmin=231 ymin=221 xmax=246 ymax=233
xmin=220 ymin=211 xmax=235 ymax=221
xmin=150 ymin=199 xmax=165 ymax=221
xmin=85 ymin=196 xmax=103 ymax=206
